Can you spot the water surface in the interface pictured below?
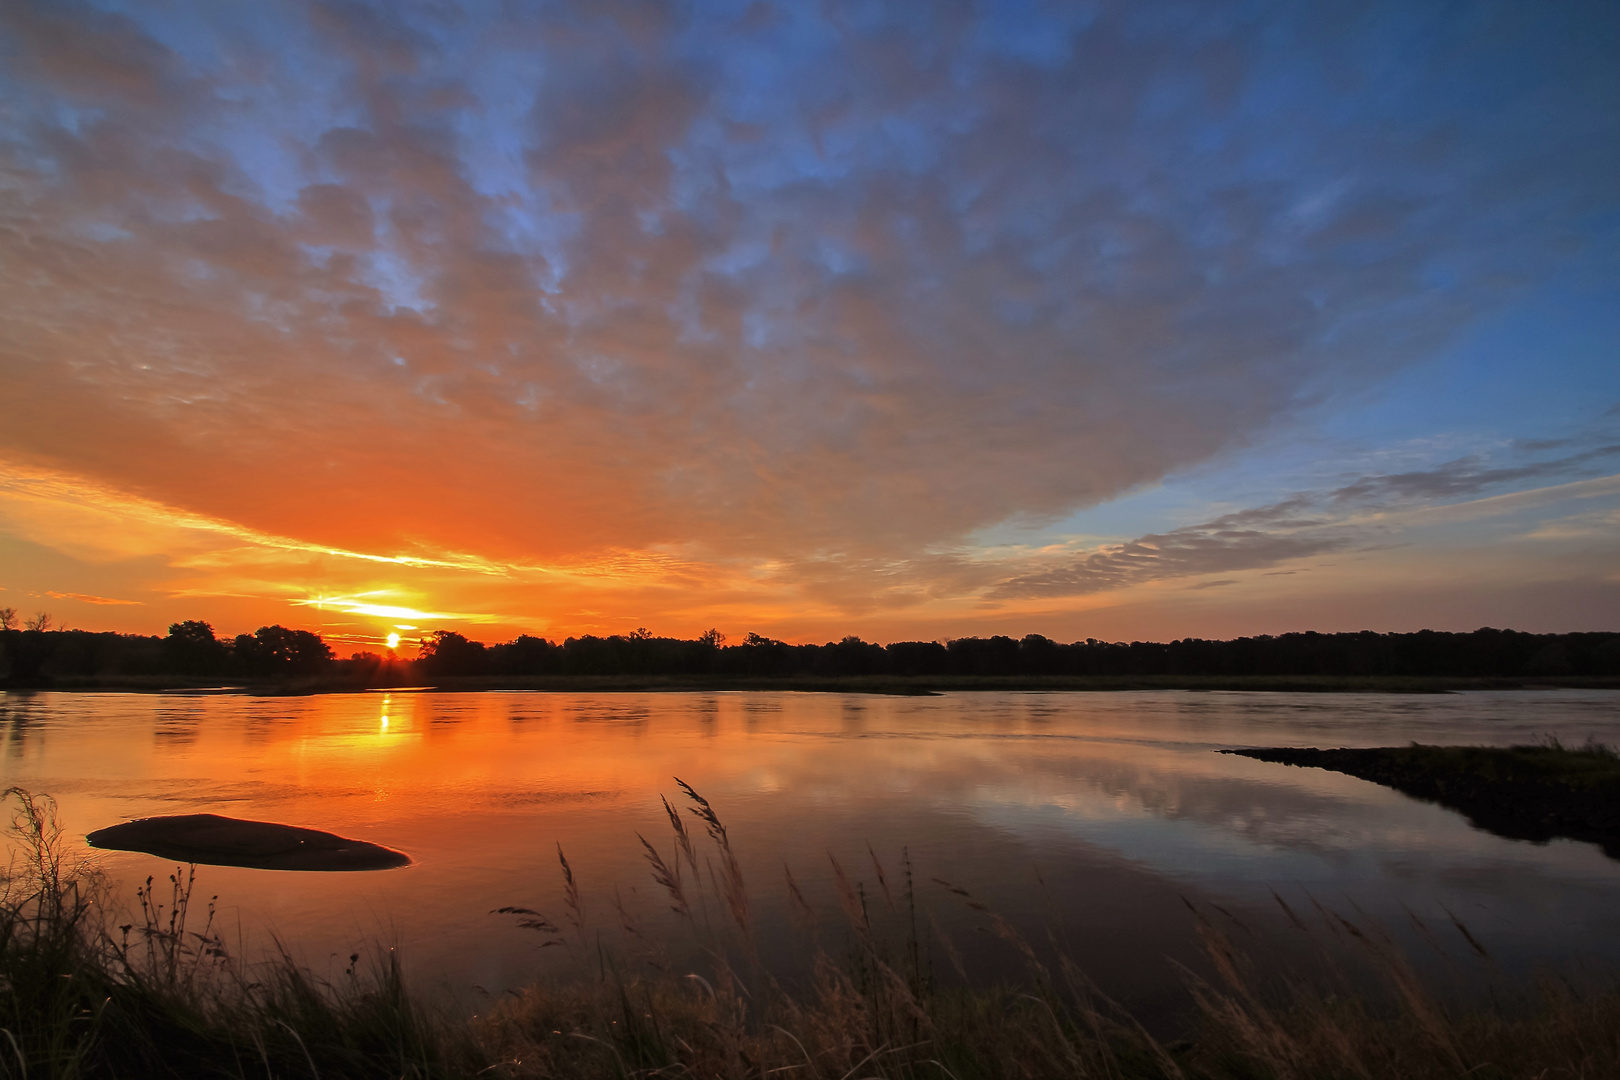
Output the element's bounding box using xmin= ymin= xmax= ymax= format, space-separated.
xmin=4 ymin=689 xmax=1619 ymax=1006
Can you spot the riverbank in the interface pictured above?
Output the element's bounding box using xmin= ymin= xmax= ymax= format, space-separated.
xmin=12 ymin=672 xmax=1620 ymax=695
xmin=1227 ymin=741 xmax=1620 ymax=857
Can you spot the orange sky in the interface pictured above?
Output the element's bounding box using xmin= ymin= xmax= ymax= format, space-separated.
xmin=2 ymin=457 xmax=1616 ymax=652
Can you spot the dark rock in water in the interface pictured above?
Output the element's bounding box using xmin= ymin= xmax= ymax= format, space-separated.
xmin=86 ymin=814 xmax=411 ymax=871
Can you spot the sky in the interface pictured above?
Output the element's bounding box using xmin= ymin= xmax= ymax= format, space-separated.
xmin=0 ymin=0 xmax=1617 ymax=654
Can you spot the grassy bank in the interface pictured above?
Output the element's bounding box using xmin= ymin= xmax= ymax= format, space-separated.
xmin=19 ymin=672 xmax=1620 ymax=695
xmin=4 ymin=785 xmax=1620 ymax=1079
xmin=1227 ymin=740 xmax=1620 ymax=856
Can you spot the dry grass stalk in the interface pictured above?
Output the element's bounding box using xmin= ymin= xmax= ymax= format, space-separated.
xmin=1182 ymin=902 xmax=1308 ymax=1079
xmin=677 ymin=779 xmax=750 ymax=936
xmin=676 ymin=777 xmax=727 ymax=848
xmin=928 ymin=910 xmax=970 ymax=985
xmin=784 ymin=863 xmax=817 ymax=929
xmin=829 ymin=853 xmax=869 ymax=935
xmin=612 ymin=885 xmax=644 ymax=942
xmin=662 ymin=793 xmax=699 ymax=881
xmin=1443 ymin=906 xmax=1490 ymax=961
xmin=558 ymin=843 xmax=587 ymax=940
xmin=491 ymin=905 xmax=563 ymax=947
xmin=639 ymin=832 xmax=689 ymax=917
xmin=1330 ymin=909 xmax=1466 ymax=1073
xmin=867 ymin=842 xmax=894 ymax=913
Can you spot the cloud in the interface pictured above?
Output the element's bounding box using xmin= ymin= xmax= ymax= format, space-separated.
xmin=1330 ymin=446 xmax=1620 ymax=505
xmin=0 ymin=462 xmax=509 ymax=574
xmin=0 ymin=0 xmax=201 ymax=107
xmin=0 ymin=0 xmax=1615 ymax=611
xmin=989 ymin=507 xmax=1356 ymax=601
xmin=988 ymin=450 xmax=1620 ymax=601
xmin=1521 ymin=508 xmax=1620 ymax=541
xmin=1512 ymin=438 xmax=1574 ymax=454
xmin=292 ymin=593 xmax=499 ymax=624
xmin=44 ymin=590 xmax=142 ymax=606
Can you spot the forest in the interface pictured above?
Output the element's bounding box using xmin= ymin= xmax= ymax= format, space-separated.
xmin=1 ymin=612 xmax=1617 ymax=687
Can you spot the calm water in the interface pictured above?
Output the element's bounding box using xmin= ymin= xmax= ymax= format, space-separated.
xmin=4 ymin=689 xmax=1620 ymax=1007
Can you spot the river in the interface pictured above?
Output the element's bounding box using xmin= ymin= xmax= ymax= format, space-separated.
xmin=4 ymin=689 xmax=1618 ymax=1011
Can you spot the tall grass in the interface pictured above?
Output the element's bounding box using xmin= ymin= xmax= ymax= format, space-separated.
xmin=3 ymin=783 xmax=1618 ymax=1079
xmin=0 ymin=786 xmax=474 ymax=1079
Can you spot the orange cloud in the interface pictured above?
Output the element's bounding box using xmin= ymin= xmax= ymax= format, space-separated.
xmin=4 ymin=452 xmax=1618 ymax=644
xmin=44 ymin=591 xmax=142 ymax=606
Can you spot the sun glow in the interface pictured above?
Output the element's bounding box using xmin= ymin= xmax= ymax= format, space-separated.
xmin=301 ymin=597 xmax=442 ymax=621
xmin=293 ymin=593 xmax=482 ymax=622
xmin=386 ymin=632 xmax=401 ymax=649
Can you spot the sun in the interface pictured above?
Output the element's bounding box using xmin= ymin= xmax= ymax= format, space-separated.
xmin=386 ymin=632 xmax=401 ymax=650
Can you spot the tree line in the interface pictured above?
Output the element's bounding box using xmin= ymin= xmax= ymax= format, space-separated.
xmin=0 ymin=615 xmax=333 ymax=685
xmin=1 ymin=611 xmax=1617 ymax=686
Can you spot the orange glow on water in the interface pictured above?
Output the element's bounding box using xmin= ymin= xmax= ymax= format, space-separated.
xmin=7 ymin=690 xmax=1619 ymax=997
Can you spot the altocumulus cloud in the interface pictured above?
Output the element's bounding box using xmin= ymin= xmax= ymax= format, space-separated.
xmin=989 ymin=442 xmax=1620 ymax=601
xmin=989 ymin=499 xmax=1356 ymax=601
xmin=1 ymin=0 xmax=1616 ymax=598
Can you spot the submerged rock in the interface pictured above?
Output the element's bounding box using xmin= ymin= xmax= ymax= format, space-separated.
xmin=87 ymin=814 xmax=411 ymax=871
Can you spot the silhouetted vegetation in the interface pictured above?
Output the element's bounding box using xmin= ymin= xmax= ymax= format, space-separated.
xmin=0 ymin=620 xmax=336 ymax=688
xmin=1229 ymin=740 xmax=1620 ymax=857
xmin=236 ymin=625 xmax=1620 ymax=682
xmin=2 ymin=621 xmax=1618 ymax=689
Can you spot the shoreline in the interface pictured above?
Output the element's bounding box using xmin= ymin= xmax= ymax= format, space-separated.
xmin=8 ymin=673 xmax=1620 ymax=695
xmin=1227 ymin=742 xmax=1620 ymax=857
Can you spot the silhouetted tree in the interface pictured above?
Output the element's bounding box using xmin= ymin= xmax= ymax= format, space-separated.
xmin=488 ymin=634 xmax=556 ymax=675
xmin=163 ymin=620 xmax=228 ymax=676
xmin=2 ymin=624 xmax=56 ymax=687
xmin=821 ymin=635 xmax=887 ymax=676
xmin=887 ymin=640 xmax=949 ymax=676
xmin=727 ymin=632 xmax=793 ymax=676
xmin=2 ymin=619 xmax=1619 ymax=684
xmin=1524 ymin=642 xmax=1574 ymax=676
xmin=416 ymin=630 xmax=488 ymax=677
xmin=232 ymin=625 xmax=333 ymax=676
